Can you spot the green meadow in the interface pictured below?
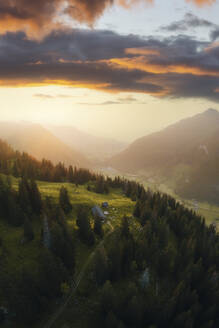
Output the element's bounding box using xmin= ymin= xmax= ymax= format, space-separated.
xmin=0 ymin=177 xmax=136 ymax=327
xmin=0 ymin=177 xmax=135 ymax=284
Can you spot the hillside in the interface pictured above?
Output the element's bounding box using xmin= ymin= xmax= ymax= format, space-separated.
xmin=0 ymin=143 xmax=218 ymax=328
xmin=0 ymin=171 xmax=137 ymax=327
xmin=109 ymin=109 xmax=219 ymax=173
xmin=108 ymin=109 xmax=219 ymax=203
xmin=0 ymin=122 xmax=90 ymax=168
xmin=47 ymin=125 xmax=127 ymax=161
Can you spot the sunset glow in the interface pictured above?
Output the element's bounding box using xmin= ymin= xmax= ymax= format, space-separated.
xmin=0 ymin=0 xmax=219 ymax=141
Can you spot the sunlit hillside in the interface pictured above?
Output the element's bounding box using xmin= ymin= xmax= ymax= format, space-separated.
xmin=0 ymin=122 xmax=90 ymax=168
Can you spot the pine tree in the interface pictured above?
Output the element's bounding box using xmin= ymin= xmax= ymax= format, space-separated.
xmin=93 ymin=247 xmax=108 ymax=286
xmin=23 ymin=217 xmax=34 ymax=241
xmin=105 ymin=311 xmax=118 ymax=328
xmin=121 ymin=216 xmax=130 ymax=238
xmin=68 ymin=165 xmax=74 ymax=183
xmin=59 ymin=186 xmax=72 ymax=214
xmin=76 ymin=208 xmax=95 ymax=245
xmin=101 ymin=281 xmax=116 ymax=315
xmin=18 ymin=177 xmax=31 ymax=214
xmin=29 ymin=180 xmax=42 ymax=215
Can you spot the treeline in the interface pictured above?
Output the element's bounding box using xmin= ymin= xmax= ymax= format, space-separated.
xmin=84 ymin=190 xmax=219 ymax=328
xmin=0 ymin=139 xmax=96 ymax=184
xmin=0 ymin=176 xmax=42 ymax=228
xmin=0 ymin=139 xmax=146 ymax=199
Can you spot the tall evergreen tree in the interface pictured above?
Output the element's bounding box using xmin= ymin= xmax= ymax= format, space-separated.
xmin=59 ymin=186 xmax=72 ymax=214
xmin=29 ymin=180 xmax=42 ymax=215
xmin=18 ymin=177 xmax=31 ymax=214
xmin=76 ymin=207 xmax=95 ymax=245
xmin=23 ymin=217 xmax=34 ymax=241
xmin=93 ymin=247 xmax=108 ymax=286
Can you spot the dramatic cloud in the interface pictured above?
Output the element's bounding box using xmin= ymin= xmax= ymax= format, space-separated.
xmin=0 ymin=0 xmax=151 ymax=37
xmin=1 ymin=28 xmax=219 ymax=102
xmin=0 ymin=0 xmax=216 ymax=38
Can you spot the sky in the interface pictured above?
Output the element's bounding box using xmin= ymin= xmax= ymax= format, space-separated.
xmin=1 ymin=0 xmax=219 ymax=142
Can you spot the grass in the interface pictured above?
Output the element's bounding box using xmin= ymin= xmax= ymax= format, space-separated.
xmin=0 ymin=220 xmax=42 ymax=277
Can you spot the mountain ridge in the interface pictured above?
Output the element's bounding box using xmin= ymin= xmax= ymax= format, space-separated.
xmin=46 ymin=124 xmax=127 ymax=161
xmin=0 ymin=121 xmax=90 ymax=168
xmin=108 ymin=109 xmax=219 ymax=173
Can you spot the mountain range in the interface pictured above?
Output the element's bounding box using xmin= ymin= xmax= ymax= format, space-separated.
xmin=2 ymin=109 xmax=219 ymax=203
xmin=108 ymin=109 xmax=219 ymax=203
xmin=46 ymin=125 xmax=127 ymax=161
xmin=0 ymin=122 xmax=89 ymax=168
xmin=0 ymin=121 xmax=127 ymax=169
xmin=109 ymin=109 xmax=219 ymax=173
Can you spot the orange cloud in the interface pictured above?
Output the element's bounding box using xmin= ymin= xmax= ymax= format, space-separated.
xmin=125 ymin=48 xmax=160 ymax=55
xmin=0 ymin=24 xmax=219 ymax=101
xmin=187 ymin=0 xmax=216 ymax=6
xmin=0 ymin=0 xmax=216 ymax=38
xmin=110 ymin=48 xmax=219 ymax=77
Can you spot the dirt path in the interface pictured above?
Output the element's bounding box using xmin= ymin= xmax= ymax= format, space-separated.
xmin=43 ymin=223 xmax=114 ymax=328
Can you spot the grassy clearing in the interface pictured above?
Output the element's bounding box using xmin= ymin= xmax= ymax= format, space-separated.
xmin=0 ymin=177 xmax=135 ymax=327
xmin=11 ymin=177 xmax=135 ymax=220
xmin=0 ymin=177 xmax=135 ymax=286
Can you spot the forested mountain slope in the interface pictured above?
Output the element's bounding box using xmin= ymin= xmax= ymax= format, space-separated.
xmin=109 ymin=109 xmax=219 ymax=173
xmin=0 ymin=139 xmax=218 ymax=328
xmin=47 ymin=125 xmax=127 ymax=161
xmin=109 ymin=109 xmax=219 ymax=203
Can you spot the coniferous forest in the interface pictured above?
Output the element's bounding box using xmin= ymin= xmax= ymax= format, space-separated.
xmin=0 ymin=138 xmax=218 ymax=328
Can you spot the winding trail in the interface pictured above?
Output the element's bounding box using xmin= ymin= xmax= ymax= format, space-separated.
xmin=43 ymin=222 xmax=114 ymax=328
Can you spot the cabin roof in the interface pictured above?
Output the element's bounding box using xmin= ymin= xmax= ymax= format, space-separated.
xmin=92 ymin=205 xmax=106 ymax=218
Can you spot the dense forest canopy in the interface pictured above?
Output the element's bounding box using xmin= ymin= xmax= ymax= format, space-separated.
xmin=0 ymin=138 xmax=218 ymax=327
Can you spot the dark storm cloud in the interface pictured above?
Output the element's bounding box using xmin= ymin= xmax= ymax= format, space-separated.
xmin=1 ymin=29 xmax=219 ymax=101
xmin=0 ymin=29 xmax=147 ymax=64
xmin=0 ymin=30 xmax=162 ymax=94
xmin=162 ymin=13 xmax=217 ymax=32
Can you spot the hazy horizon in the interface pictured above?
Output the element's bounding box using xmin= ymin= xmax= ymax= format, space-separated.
xmin=0 ymin=107 xmax=217 ymax=143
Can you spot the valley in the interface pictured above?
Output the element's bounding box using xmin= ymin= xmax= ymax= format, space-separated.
xmin=100 ymin=166 xmax=219 ymax=229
